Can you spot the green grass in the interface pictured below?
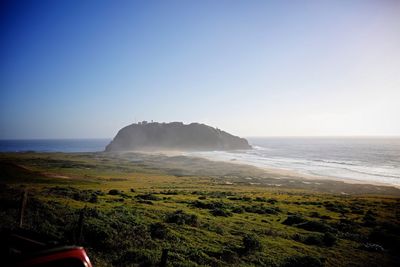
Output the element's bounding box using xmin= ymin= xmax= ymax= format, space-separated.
xmin=1 ymin=152 xmax=399 ymax=266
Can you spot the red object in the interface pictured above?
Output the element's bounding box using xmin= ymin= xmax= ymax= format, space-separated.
xmin=15 ymin=246 xmax=93 ymax=267
xmin=1 ymin=229 xmax=93 ymax=267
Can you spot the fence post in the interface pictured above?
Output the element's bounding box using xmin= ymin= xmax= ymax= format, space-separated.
xmin=159 ymin=248 xmax=168 ymax=267
xmin=18 ymin=189 xmax=28 ymax=228
xmin=77 ymin=207 xmax=86 ymax=243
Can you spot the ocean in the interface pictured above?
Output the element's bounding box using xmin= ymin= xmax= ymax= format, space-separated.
xmin=0 ymin=139 xmax=111 ymax=153
xmin=0 ymin=137 xmax=399 ymax=186
xmin=187 ymin=137 xmax=400 ymax=187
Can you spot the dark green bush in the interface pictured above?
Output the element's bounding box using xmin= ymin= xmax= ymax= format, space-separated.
xmin=242 ymin=234 xmax=262 ymax=253
xmin=282 ymin=215 xmax=307 ymax=225
xmin=108 ymin=189 xmax=122 ymax=195
xmin=335 ymin=218 xmax=358 ymax=232
xmin=296 ymin=220 xmax=334 ymax=233
xmin=232 ymin=206 xmax=244 ymax=213
xmin=220 ymin=247 xmax=239 ymax=263
xmin=210 ymin=208 xmax=232 ymax=217
xmin=46 ymin=186 xmax=98 ymax=202
xmin=267 ymin=198 xmax=278 ymax=204
xmin=300 ymin=232 xmax=336 ymax=247
xmin=304 ymin=234 xmax=324 ymax=246
xmin=135 ymin=193 xmax=160 ymax=201
xmin=137 ymin=200 xmax=153 ymax=205
xmin=88 ymin=194 xmax=98 ymax=203
xmin=282 ymin=255 xmax=323 ymax=267
xmin=165 ymin=210 xmax=198 ymax=226
xmin=191 ymin=200 xmax=209 ymax=209
xmin=113 ymin=249 xmax=158 ymax=267
xmin=149 ymin=222 xmax=168 ymax=239
xmin=187 ymin=248 xmax=213 ymax=265
xmin=369 ymin=227 xmax=400 ymax=251
xmin=323 ymin=232 xmax=337 ymax=246
xmin=191 ymin=200 xmax=231 ymax=210
xmin=323 ymin=201 xmax=350 ymax=214
xmin=363 ymin=210 xmax=376 ymax=226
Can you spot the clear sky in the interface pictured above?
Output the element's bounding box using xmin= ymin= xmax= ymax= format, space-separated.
xmin=1 ymin=0 xmax=399 ymax=139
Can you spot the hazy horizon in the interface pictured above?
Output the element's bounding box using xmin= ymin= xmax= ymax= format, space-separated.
xmin=1 ymin=0 xmax=399 ymax=139
xmin=1 ymin=132 xmax=400 ymax=141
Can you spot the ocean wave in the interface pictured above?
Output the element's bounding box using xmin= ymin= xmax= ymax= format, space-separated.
xmin=187 ymin=146 xmax=400 ymax=186
xmin=313 ymin=159 xmax=359 ymax=166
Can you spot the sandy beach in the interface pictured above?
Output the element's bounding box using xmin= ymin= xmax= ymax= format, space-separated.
xmin=109 ymin=151 xmax=400 ymax=196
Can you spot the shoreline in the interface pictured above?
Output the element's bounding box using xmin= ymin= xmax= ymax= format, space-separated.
xmin=145 ymin=150 xmax=400 ymax=189
xmin=2 ymin=150 xmax=400 ymax=195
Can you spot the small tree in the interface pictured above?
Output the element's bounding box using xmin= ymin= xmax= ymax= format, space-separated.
xmin=242 ymin=234 xmax=262 ymax=253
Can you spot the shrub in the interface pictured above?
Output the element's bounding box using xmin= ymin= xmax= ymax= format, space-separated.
xmin=300 ymin=232 xmax=336 ymax=247
xmin=113 ymin=249 xmax=158 ymax=266
xmin=135 ymin=193 xmax=160 ymax=201
xmin=296 ymin=220 xmax=334 ymax=233
xmin=187 ymin=248 xmax=212 ymax=265
xmin=137 ymin=200 xmax=153 ymax=205
xmin=220 ymin=247 xmax=239 ymax=263
xmin=331 ymin=218 xmax=358 ymax=233
xmin=227 ymin=196 xmax=241 ymax=201
xmin=350 ymin=206 xmax=364 ymax=214
xmin=108 ymin=189 xmax=122 ymax=195
xmin=363 ymin=210 xmax=376 ymax=226
xmin=304 ymin=234 xmax=324 ymax=246
xmin=46 ymin=186 xmax=99 ymax=202
xmin=232 ymin=206 xmax=244 ymax=214
xmin=369 ymin=227 xmax=400 ymax=250
xmin=89 ymin=194 xmax=98 ymax=203
xmin=244 ymin=205 xmax=281 ymax=215
xmin=242 ymin=234 xmax=262 ymax=253
xmin=84 ymin=210 xmax=151 ymax=251
xmin=191 ymin=200 xmax=231 ymax=210
xmin=210 ymin=208 xmax=232 ymax=217
xmin=282 ymin=215 xmax=307 ymax=225
xmin=267 ymin=198 xmax=278 ymax=204
xmin=149 ymin=222 xmax=168 ymax=239
xmin=323 ymin=201 xmax=350 ymax=214
xmin=191 ymin=200 xmax=209 ymax=209
xmin=323 ymin=232 xmax=337 ymax=246
xmin=165 ymin=210 xmax=198 ymax=226
xmin=282 ymin=255 xmax=323 ymax=267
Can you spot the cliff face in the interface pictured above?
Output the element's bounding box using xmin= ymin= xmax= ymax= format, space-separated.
xmin=105 ymin=122 xmax=252 ymax=152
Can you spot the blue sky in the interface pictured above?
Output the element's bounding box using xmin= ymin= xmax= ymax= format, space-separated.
xmin=1 ymin=0 xmax=399 ymax=138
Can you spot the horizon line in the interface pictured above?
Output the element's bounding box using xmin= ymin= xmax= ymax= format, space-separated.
xmin=1 ymin=135 xmax=400 ymax=141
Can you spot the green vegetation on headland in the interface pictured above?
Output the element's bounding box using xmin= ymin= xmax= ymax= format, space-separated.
xmin=1 ymin=152 xmax=399 ymax=266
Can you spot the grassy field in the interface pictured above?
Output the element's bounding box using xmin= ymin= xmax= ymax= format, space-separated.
xmin=0 ymin=152 xmax=399 ymax=266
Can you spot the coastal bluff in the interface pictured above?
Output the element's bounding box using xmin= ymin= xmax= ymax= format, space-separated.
xmin=105 ymin=122 xmax=252 ymax=152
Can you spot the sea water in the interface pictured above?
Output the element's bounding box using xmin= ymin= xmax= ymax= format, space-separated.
xmin=0 ymin=139 xmax=111 ymax=153
xmin=188 ymin=137 xmax=400 ymax=187
xmin=1 ymin=137 xmax=399 ymax=186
